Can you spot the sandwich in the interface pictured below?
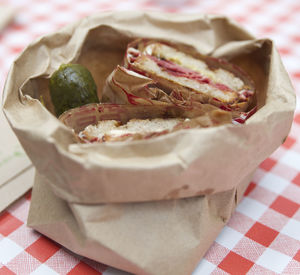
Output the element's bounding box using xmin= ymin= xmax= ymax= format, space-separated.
xmin=59 ymin=103 xmax=232 ymax=143
xmin=58 ymin=39 xmax=256 ymax=143
xmin=103 ymin=39 xmax=256 ymax=121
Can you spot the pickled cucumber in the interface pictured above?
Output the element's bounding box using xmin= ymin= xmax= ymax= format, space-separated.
xmin=49 ymin=64 xmax=99 ymax=116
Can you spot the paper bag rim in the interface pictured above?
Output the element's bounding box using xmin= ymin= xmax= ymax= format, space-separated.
xmin=2 ymin=11 xmax=296 ymax=203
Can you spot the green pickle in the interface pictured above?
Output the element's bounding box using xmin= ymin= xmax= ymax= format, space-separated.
xmin=49 ymin=63 xmax=99 ymax=116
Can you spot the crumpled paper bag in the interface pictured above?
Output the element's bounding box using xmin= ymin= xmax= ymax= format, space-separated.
xmin=28 ymin=168 xmax=254 ymax=275
xmin=2 ymin=12 xmax=295 ymax=204
xmin=2 ymin=11 xmax=295 ymax=275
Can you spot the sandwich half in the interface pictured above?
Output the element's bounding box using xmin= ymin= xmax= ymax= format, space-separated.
xmin=59 ymin=103 xmax=232 ymax=143
xmin=104 ymin=39 xmax=256 ymax=121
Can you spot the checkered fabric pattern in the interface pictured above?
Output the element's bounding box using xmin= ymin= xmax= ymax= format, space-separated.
xmin=0 ymin=0 xmax=300 ymax=274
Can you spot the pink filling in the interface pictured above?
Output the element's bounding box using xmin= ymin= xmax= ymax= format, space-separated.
xmin=147 ymin=55 xmax=233 ymax=93
xmin=233 ymin=106 xmax=257 ymax=124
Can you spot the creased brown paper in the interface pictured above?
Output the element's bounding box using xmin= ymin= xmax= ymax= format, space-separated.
xmin=2 ymin=12 xmax=295 ymax=204
xmin=2 ymin=12 xmax=295 ymax=203
xmin=28 ymin=168 xmax=253 ymax=275
xmin=2 ymin=11 xmax=295 ymax=275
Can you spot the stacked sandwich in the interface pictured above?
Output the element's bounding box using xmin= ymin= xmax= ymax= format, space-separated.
xmin=58 ymin=39 xmax=256 ymax=143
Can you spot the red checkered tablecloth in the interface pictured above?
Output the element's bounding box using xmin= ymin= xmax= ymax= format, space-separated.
xmin=1 ymin=0 xmax=300 ymax=274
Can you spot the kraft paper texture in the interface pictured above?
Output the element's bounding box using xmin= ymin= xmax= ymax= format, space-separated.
xmin=2 ymin=11 xmax=295 ymax=275
xmin=2 ymin=12 xmax=295 ymax=204
xmin=28 ymin=169 xmax=253 ymax=275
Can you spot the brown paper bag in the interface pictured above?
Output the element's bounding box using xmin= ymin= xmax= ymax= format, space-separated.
xmin=2 ymin=11 xmax=295 ymax=275
xmin=2 ymin=12 xmax=295 ymax=204
xmin=28 ymin=168 xmax=254 ymax=275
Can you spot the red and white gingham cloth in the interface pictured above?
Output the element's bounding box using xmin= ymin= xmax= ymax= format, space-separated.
xmin=1 ymin=0 xmax=300 ymax=274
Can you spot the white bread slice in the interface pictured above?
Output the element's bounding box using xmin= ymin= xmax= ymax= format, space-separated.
xmin=79 ymin=118 xmax=184 ymax=143
xmin=144 ymin=43 xmax=245 ymax=91
xmin=126 ymin=41 xmax=255 ymax=110
xmin=131 ymin=55 xmax=239 ymax=104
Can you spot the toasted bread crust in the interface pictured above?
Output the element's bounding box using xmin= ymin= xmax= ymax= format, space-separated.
xmin=125 ymin=40 xmax=255 ymax=111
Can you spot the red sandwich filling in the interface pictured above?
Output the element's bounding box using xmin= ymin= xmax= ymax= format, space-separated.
xmin=125 ymin=45 xmax=256 ymax=124
xmin=147 ymin=55 xmax=233 ymax=93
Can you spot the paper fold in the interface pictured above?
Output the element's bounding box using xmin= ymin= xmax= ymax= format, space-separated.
xmin=28 ymin=169 xmax=253 ymax=275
